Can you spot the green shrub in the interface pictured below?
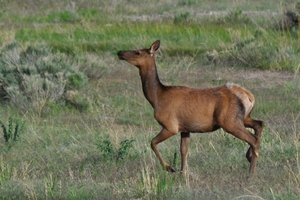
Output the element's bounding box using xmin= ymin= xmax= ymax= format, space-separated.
xmin=97 ymin=139 xmax=135 ymax=162
xmin=174 ymin=12 xmax=191 ymax=24
xmin=0 ymin=117 xmax=24 ymax=143
xmin=67 ymin=72 xmax=88 ymax=90
xmin=223 ymin=9 xmax=250 ymax=24
xmin=0 ymin=116 xmax=25 ymax=152
xmin=0 ymin=42 xmax=90 ymax=114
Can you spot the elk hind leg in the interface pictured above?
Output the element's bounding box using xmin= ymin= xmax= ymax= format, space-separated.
xmin=244 ymin=116 xmax=264 ymax=163
xmin=180 ymin=132 xmax=190 ymax=177
xmin=224 ymin=123 xmax=259 ymax=174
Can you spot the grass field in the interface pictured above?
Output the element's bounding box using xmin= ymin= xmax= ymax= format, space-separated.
xmin=0 ymin=0 xmax=300 ymax=199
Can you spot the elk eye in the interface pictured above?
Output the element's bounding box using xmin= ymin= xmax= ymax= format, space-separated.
xmin=134 ymin=51 xmax=140 ymax=56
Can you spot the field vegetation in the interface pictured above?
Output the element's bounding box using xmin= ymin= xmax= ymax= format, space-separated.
xmin=0 ymin=0 xmax=300 ymax=199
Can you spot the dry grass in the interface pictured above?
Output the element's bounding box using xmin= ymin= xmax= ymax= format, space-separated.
xmin=2 ymin=55 xmax=299 ymax=199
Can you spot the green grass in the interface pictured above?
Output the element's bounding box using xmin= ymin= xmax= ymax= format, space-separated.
xmin=1 ymin=8 xmax=298 ymax=71
xmin=0 ymin=0 xmax=300 ymax=199
xmin=12 ymin=22 xmax=233 ymax=56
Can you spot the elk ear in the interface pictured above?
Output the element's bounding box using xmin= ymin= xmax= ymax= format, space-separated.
xmin=150 ymin=40 xmax=160 ymax=55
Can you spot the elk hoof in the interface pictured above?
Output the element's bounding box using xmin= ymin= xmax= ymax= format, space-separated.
xmin=246 ymin=147 xmax=252 ymax=163
xmin=166 ymin=166 xmax=176 ymax=172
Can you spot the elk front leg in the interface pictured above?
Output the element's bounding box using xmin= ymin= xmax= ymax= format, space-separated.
xmin=151 ymin=128 xmax=176 ymax=172
xmin=180 ymin=132 xmax=190 ymax=177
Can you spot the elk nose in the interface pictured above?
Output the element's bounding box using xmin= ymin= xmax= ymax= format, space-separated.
xmin=117 ymin=51 xmax=124 ymax=60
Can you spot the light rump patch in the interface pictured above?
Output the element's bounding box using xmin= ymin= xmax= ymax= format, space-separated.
xmin=226 ymin=83 xmax=255 ymax=117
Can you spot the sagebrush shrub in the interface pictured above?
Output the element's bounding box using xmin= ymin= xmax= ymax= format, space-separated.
xmin=0 ymin=42 xmax=90 ymax=114
xmin=76 ymin=53 xmax=109 ymax=80
xmin=213 ymin=28 xmax=300 ymax=71
xmin=222 ymin=9 xmax=250 ymax=25
xmin=278 ymin=10 xmax=299 ymax=32
xmin=226 ymin=30 xmax=274 ymax=69
xmin=66 ymin=72 xmax=87 ymax=90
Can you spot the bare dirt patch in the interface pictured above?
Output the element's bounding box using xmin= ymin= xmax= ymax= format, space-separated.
xmin=123 ymin=10 xmax=281 ymax=22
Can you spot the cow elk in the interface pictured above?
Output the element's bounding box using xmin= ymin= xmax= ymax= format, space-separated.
xmin=117 ymin=40 xmax=264 ymax=176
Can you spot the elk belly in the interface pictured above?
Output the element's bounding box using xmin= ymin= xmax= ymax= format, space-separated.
xmin=178 ymin=114 xmax=219 ymax=133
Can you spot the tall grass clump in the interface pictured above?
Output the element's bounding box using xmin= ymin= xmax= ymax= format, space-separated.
xmin=286 ymin=115 xmax=300 ymax=188
xmin=0 ymin=42 xmax=90 ymax=115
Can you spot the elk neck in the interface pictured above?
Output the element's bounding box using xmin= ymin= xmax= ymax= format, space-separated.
xmin=139 ymin=61 xmax=165 ymax=108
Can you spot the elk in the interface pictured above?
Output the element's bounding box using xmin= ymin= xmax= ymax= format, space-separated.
xmin=117 ymin=40 xmax=264 ymax=176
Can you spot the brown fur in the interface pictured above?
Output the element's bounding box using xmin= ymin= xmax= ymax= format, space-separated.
xmin=117 ymin=40 xmax=264 ymax=175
